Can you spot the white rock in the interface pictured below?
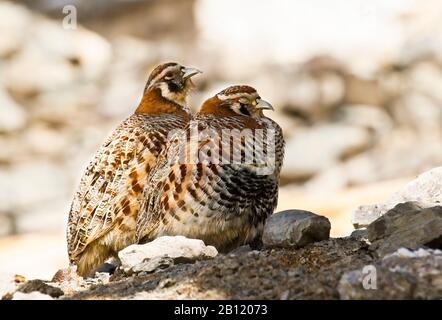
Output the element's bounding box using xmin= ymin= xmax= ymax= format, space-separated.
xmin=392 ymin=92 xmax=442 ymax=135
xmin=352 ymin=167 xmax=442 ymax=227
xmin=31 ymin=19 xmax=112 ymax=81
xmin=12 ymin=291 xmax=53 ymax=300
xmin=0 ymin=2 xmax=31 ymax=57
xmin=118 ymin=236 xmax=218 ymax=272
xmin=337 ymin=104 xmax=393 ymax=135
xmin=318 ymin=72 xmax=345 ymax=107
xmin=4 ymin=45 xmax=76 ymax=96
xmin=0 ymin=88 xmax=27 ymax=133
xmin=406 ymin=61 xmax=442 ymax=103
xmin=286 ymin=74 xmax=320 ymax=113
xmin=3 ymin=18 xmax=111 ymax=97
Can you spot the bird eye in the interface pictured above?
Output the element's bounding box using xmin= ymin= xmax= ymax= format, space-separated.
xmin=164 ymin=72 xmax=174 ymax=79
xmin=239 ymin=103 xmax=250 ymax=116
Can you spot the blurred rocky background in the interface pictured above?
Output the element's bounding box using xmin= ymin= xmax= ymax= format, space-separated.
xmin=1 ymin=0 xmax=442 ymax=279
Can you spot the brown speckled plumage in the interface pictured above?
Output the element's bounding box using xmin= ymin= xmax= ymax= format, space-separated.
xmin=67 ymin=62 xmax=198 ymax=276
xmin=136 ymin=85 xmax=285 ymax=252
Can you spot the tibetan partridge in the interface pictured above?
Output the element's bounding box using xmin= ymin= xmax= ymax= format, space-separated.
xmin=67 ymin=62 xmax=201 ymax=276
xmin=136 ymin=85 xmax=285 ymax=251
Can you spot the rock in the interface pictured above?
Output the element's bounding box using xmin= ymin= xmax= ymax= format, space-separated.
xmin=0 ymin=273 xmax=26 ymax=299
xmin=3 ymin=16 xmax=111 ymax=98
xmin=338 ymin=248 xmax=442 ymax=299
xmin=31 ymin=20 xmax=112 ymax=81
xmin=262 ymin=210 xmax=331 ymax=248
xmin=335 ymin=104 xmax=393 ymax=136
xmin=18 ymin=279 xmax=64 ymax=298
xmin=22 ymin=124 xmax=70 ymax=157
xmin=282 ymin=124 xmax=371 ymax=181
xmin=118 ymin=236 xmax=218 ymax=273
xmin=285 ymin=74 xmax=320 ymax=116
xmin=367 ymin=202 xmax=442 ymax=256
xmin=12 ymin=291 xmax=53 ymax=300
xmin=317 ymin=72 xmax=345 ymax=108
xmin=392 ymin=92 xmax=442 ymax=135
xmin=132 ymin=257 xmax=174 ymax=274
xmin=350 ymin=229 xmax=368 ymax=240
xmin=344 ymin=74 xmax=385 ymax=106
xmin=0 ymin=2 xmax=31 ymax=57
xmin=0 ymin=89 xmax=27 ymax=133
xmin=228 ymin=245 xmax=252 ymax=256
xmin=406 ymin=61 xmax=442 ymax=104
xmin=352 ymin=167 xmax=442 ymax=227
xmin=0 ymin=162 xmax=70 ymax=214
xmin=0 ymin=214 xmax=14 ymax=237
xmin=4 ymin=44 xmax=76 ymax=97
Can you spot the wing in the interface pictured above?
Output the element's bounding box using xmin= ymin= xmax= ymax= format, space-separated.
xmin=66 ymin=114 xmax=173 ymax=261
xmin=135 ymin=124 xmax=189 ymax=241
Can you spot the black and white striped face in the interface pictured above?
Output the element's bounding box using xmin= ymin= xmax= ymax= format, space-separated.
xmin=145 ymin=62 xmax=201 ymax=106
xmin=216 ymin=85 xmax=274 ymax=118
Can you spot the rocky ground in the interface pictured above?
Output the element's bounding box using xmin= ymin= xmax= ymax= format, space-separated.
xmin=1 ymin=167 xmax=441 ymax=300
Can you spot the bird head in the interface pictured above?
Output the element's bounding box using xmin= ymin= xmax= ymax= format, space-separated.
xmin=199 ymin=85 xmax=274 ymax=118
xmin=144 ymin=62 xmax=202 ymax=108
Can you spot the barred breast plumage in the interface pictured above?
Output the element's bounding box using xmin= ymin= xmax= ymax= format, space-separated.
xmin=136 ymin=85 xmax=285 ymax=252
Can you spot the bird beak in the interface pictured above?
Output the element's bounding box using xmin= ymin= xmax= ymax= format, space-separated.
xmin=256 ymin=99 xmax=274 ymax=111
xmin=183 ymin=67 xmax=202 ymax=80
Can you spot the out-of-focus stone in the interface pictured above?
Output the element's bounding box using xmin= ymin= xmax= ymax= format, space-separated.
xmin=0 ymin=89 xmax=27 ymax=133
xmin=392 ymin=92 xmax=442 ymax=134
xmin=336 ymin=104 xmax=393 ymax=135
xmin=23 ymin=124 xmax=70 ymax=157
xmin=285 ymin=74 xmax=320 ymax=116
xmin=0 ymin=162 xmax=70 ymax=213
xmin=262 ymin=210 xmax=331 ymax=248
xmin=344 ymin=75 xmax=385 ymax=106
xmin=282 ymin=124 xmax=371 ymax=181
xmin=318 ymin=72 xmax=345 ymax=107
xmin=352 ymin=167 xmax=442 ymax=227
xmin=31 ymin=20 xmax=112 ymax=81
xmin=406 ymin=61 xmax=442 ymax=103
xmin=367 ymin=202 xmax=442 ymax=256
xmin=0 ymin=214 xmax=14 ymax=237
xmin=0 ymin=2 xmax=31 ymax=57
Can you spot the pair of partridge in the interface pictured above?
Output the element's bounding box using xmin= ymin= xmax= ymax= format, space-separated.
xmin=67 ymin=62 xmax=285 ymax=277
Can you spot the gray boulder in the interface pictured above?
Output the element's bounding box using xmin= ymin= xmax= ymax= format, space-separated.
xmin=262 ymin=210 xmax=331 ymax=248
xmin=367 ymin=201 xmax=442 ymax=256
